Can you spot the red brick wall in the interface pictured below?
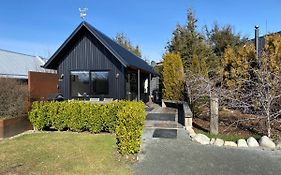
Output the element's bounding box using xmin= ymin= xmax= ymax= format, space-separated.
xmin=28 ymin=71 xmax=58 ymax=101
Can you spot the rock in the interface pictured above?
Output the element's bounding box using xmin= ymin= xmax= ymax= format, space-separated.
xmin=192 ymin=134 xmax=210 ymax=145
xmin=237 ymin=139 xmax=248 ymax=147
xmin=259 ymin=136 xmax=276 ymax=149
xmin=210 ymin=138 xmax=215 ymax=144
xmin=247 ymin=137 xmax=259 ymax=147
xmin=186 ymin=127 xmax=196 ymax=138
xmin=276 ymin=141 xmax=281 ymax=150
xmin=224 ymin=141 xmax=237 ymax=147
xmin=213 ymin=138 xmax=224 ymax=147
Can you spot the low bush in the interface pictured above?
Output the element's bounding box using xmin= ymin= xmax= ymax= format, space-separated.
xmin=0 ymin=78 xmax=28 ymax=118
xmin=28 ymin=100 xmax=146 ymax=155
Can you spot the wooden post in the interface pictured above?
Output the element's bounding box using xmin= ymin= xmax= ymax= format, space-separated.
xmin=137 ymin=69 xmax=140 ymax=101
xmin=148 ymin=73 xmax=152 ymax=104
xmin=149 ymin=73 xmax=151 ymax=96
xmin=210 ymin=97 xmax=219 ymax=134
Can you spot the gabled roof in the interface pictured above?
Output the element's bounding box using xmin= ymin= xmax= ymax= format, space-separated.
xmin=0 ymin=49 xmax=45 ymax=79
xmin=44 ymin=22 xmax=155 ymax=74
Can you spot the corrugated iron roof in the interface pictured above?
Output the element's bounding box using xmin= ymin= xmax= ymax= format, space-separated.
xmin=0 ymin=49 xmax=46 ymax=79
xmin=44 ymin=22 xmax=156 ymax=74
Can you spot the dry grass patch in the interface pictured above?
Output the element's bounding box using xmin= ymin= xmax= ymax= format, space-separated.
xmin=0 ymin=132 xmax=131 ymax=175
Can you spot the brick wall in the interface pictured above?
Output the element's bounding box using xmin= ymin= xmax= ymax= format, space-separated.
xmin=28 ymin=71 xmax=58 ymax=101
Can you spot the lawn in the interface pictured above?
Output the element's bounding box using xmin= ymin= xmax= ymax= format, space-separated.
xmin=0 ymin=132 xmax=131 ymax=175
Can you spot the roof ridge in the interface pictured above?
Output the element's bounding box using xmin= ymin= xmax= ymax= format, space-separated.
xmin=84 ymin=22 xmax=152 ymax=70
xmin=44 ymin=22 xmax=155 ymax=74
xmin=83 ymin=22 xmax=128 ymax=66
xmin=0 ymin=48 xmax=37 ymax=57
xmin=84 ymin=22 xmax=143 ymax=59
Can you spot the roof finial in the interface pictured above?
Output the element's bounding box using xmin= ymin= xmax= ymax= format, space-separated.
xmin=79 ymin=8 xmax=88 ymax=21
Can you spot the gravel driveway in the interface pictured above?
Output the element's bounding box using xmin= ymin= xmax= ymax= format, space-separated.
xmin=133 ymin=112 xmax=281 ymax=175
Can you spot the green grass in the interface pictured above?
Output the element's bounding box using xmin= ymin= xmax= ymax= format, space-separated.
xmin=0 ymin=132 xmax=131 ymax=175
xmin=196 ymin=130 xmax=261 ymax=142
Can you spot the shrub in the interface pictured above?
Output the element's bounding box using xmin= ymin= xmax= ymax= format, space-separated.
xmin=116 ymin=101 xmax=146 ymax=154
xmin=28 ymin=101 xmax=50 ymax=130
xmin=28 ymin=100 xmax=146 ymax=155
xmin=0 ymin=78 xmax=28 ymax=118
xmin=162 ymin=53 xmax=185 ymax=100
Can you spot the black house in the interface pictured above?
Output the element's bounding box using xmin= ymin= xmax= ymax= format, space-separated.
xmin=44 ymin=22 xmax=156 ymax=101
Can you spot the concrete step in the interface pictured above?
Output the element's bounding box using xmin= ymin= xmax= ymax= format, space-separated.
xmin=146 ymin=113 xmax=176 ymax=122
xmin=145 ymin=120 xmax=183 ymax=129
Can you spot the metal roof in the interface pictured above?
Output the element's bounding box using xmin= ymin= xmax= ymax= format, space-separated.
xmin=250 ymin=31 xmax=281 ymax=52
xmin=44 ymin=22 xmax=156 ymax=74
xmin=0 ymin=49 xmax=45 ymax=79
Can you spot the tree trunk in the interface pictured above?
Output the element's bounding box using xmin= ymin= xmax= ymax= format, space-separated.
xmin=267 ymin=110 xmax=271 ymax=138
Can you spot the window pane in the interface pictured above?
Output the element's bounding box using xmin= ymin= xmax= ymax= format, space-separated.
xmin=71 ymin=71 xmax=90 ymax=97
xmin=91 ymin=71 xmax=109 ymax=95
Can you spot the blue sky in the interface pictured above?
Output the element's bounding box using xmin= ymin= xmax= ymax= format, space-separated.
xmin=0 ymin=0 xmax=280 ymax=62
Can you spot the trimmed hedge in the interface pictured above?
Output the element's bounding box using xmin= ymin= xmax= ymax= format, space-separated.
xmin=28 ymin=100 xmax=146 ymax=155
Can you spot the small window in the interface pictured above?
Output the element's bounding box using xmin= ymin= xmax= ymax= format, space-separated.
xmin=91 ymin=71 xmax=109 ymax=95
xmin=71 ymin=71 xmax=90 ymax=97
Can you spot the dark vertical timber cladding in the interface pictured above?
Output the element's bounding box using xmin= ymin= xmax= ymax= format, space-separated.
xmin=58 ymin=29 xmax=125 ymax=99
xmin=137 ymin=69 xmax=140 ymax=101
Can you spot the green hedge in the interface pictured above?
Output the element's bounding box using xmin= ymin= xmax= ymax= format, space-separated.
xmin=28 ymin=100 xmax=146 ymax=155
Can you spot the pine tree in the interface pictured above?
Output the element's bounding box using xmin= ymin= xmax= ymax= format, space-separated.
xmin=114 ymin=33 xmax=142 ymax=58
xmin=208 ymin=23 xmax=243 ymax=57
xmin=166 ymin=8 xmax=214 ymax=74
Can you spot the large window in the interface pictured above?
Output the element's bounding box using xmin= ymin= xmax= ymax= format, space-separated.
xmin=91 ymin=71 xmax=109 ymax=95
xmin=71 ymin=71 xmax=90 ymax=97
xmin=70 ymin=70 xmax=109 ymax=97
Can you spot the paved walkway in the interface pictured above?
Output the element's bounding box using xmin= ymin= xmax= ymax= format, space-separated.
xmin=133 ymin=108 xmax=281 ymax=175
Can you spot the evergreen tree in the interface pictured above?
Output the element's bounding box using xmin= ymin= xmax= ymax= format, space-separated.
xmin=114 ymin=33 xmax=142 ymax=58
xmin=162 ymin=53 xmax=184 ymax=100
xmin=222 ymin=43 xmax=255 ymax=88
xmin=204 ymin=23 xmax=245 ymax=77
xmin=166 ymin=8 xmax=214 ymax=74
xmin=208 ymin=23 xmax=243 ymax=57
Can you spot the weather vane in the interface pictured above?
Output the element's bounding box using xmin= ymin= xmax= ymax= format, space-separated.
xmin=79 ymin=8 xmax=88 ymax=21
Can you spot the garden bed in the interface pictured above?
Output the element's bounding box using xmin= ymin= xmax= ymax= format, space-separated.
xmin=0 ymin=116 xmax=32 ymax=139
xmin=193 ymin=108 xmax=281 ymax=142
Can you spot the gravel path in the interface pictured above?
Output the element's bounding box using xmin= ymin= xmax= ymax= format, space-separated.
xmin=133 ymin=112 xmax=281 ymax=175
